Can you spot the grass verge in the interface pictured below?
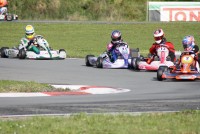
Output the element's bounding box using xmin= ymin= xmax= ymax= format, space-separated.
xmin=0 ymin=110 xmax=200 ymax=134
xmin=0 ymin=80 xmax=68 ymax=92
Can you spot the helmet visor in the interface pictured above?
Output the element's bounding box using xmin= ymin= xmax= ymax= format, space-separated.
xmin=112 ymin=36 xmax=121 ymax=41
xmin=154 ymin=36 xmax=162 ymax=41
xmin=26 ymin=33 xmax=34 ymax=39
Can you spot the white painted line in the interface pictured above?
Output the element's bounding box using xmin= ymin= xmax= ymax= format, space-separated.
xmin=80 ymin=87 xmax=130 ymax=94
xmin=0 ymin=111 xmax=180 ymax=118
xmin=0 ymin=85 xmax=131 ymax=97
xmin=51 ymin=85 xmax=131 ymax=94
xmin=51 ymin=85 xmax=86 ymax=91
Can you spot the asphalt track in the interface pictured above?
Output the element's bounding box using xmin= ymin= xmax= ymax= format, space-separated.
xmin=0 ymin=58 xmax=200 ymax=116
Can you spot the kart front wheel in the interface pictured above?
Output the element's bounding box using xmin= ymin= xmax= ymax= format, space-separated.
xmin=96 ymin=57 xmax=103 ymax=68
xmin=85 ymin=55 xmax=95 ymax=66
xmin=59 ymin=49 xmax=67 ymax=58
xmin=18 ymin=49 xmax=26 ymax=59
xmin=6 ymin=14 xmax=13 ymax=21
xmin=157 ymin=66 xmax=168 ymax=81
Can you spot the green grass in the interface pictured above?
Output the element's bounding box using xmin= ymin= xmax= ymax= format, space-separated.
xmin=0 ymin=111 xmax=200 ymax=134
xmin=0 ymin=80 xmax=68 ymax=92
xmin=1 ymin=22 xmax=200 ymax=57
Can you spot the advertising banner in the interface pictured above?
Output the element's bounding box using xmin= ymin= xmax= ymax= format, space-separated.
xmin=148 ymin=2 xmax=200 ymax=22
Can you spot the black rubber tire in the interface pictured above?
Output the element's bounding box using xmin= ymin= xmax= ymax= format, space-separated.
xmin=85 ymin=55 xmax=95 ymax=66
xmin=59 ymin=49 xmax=66 ymax=53
xmin=0 ymin=47 xmax=9 ymax=58
xmin=96 ymin=57 xmax=103 ymax=68
xmin=6 ymin=14 xmax=13 ymax=21
xmin=130 ymin=57 xmax=136 ymax=69
xmin=18 ymin=49 xmax=26 ymax=59
xmin=132 ymin=57 xmax=140 ymax=70
xmin=157 ymin=66 xmax=168 ymax=81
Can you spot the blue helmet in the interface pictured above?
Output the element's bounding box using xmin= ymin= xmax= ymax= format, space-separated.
xmin=182 ymin=35 xmax=195 ymax=50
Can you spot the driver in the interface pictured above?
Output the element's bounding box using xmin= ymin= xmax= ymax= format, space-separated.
xmin=18 ymin=25 xmax=40 ymax=54
xmin=0 ymin=0 xmax=8 ymax=15
xmin=182 ymin=35 xmax=199 ymax=53
xmin=106 ymin=30 xmax=129 ymax=62
xmin=178 ymin=35 xmax=200 ymax=70
xmin=148 ymin=29 xmax=176 ymax=64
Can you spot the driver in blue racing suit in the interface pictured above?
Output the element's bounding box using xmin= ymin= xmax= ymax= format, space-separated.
xmin=106 ymin=30 xmax=129 ymax=63
xmin=18 ymin=25 xmax=40 ymax=54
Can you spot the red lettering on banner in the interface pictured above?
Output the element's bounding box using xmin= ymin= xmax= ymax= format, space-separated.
xmin=163 ymin=8 xmax=200 ymax=21
xmin=175 ymin=12 xmax=186 ymax=21
xmin=190 ymin=11 xmax=200 ymax=21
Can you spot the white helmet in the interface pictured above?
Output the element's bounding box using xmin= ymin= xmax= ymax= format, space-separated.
xmin=153 ymin=29 xmax=164 ymax=44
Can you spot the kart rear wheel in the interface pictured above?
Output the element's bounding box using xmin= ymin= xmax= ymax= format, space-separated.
xmin=59 ymin=49 xmax=67 ymax=58
xmin=0 ymin=47 xmax=9 ymax=58
xmin=157 ymin=66 xmax=168 ymax=81
xmin=6 ymin=14 xmax=13 ymax=21
xmin=85 ymin=55 xmax=95 ymax=66
xmin=18 ymin=49 xmax=26 ymax=59
xmin=96 ymin=57 xmax=103 ymax=68
xmin=59 ymin=49 xmax=66 ymax=53
xmin=132 ymin=57 xmax=140 ymax=70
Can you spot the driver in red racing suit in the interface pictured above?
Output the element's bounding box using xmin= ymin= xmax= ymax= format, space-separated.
xmin=148 ymin=29 xmax=176 ymax=64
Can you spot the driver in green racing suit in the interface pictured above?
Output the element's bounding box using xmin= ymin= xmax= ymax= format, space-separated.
xmin=18 ymin=25 xmax=40 ymax=54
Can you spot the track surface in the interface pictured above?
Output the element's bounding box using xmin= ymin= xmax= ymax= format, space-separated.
xmin=0 ymin=58 xmax=200 ymax=116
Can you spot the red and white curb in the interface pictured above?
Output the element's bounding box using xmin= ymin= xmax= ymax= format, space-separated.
xmin=0 ymin=85 xmax=130 ymax=97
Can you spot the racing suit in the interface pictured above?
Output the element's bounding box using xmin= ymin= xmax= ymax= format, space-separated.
xmin=0 ymin=0 xmax=8 ymax=15
xmin=149 ymin=39 xmax=175 ymax=63
xmin=107 ymin=41 xmax=128 ymax=63
xmin=19 ymin=37 xmax=40 ymax=54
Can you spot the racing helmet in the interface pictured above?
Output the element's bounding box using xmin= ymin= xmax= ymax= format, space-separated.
xmin=182 ymin=35 xmax=195 ymax=51
xmin=153 ymin=29 xmax=164 ymax=44
xmin=111 ymin=30 xmax=122 ymax=44
xmin=25 ymin=25 xmax=35 ymax=40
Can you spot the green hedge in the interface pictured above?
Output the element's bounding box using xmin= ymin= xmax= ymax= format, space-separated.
xmin=8 ymin=0 xmax=200 ymax=21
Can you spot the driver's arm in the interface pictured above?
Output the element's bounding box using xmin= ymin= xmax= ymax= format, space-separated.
xmin=194 ymin=45 xmax=199 ymax=53
xmin=149 ymin=44 xmax=156 ymax=55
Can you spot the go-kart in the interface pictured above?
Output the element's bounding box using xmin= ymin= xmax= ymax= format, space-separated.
xmin=132 ymin=44 xmax=175 ymax=71
xmin=85 ymin=43 xmax=140 ymax=69
xmin=157 ymin=51 xmax=200 ymax=81
xmin=0 ymin=13 xmax=18 ymax=21
xmin=0 ymin=35 xmax=67 ymax=60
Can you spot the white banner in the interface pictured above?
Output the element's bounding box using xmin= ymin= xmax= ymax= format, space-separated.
xmin=148 ymin=2 xmax=200 ymax=22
